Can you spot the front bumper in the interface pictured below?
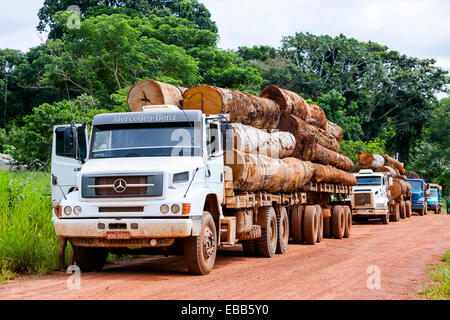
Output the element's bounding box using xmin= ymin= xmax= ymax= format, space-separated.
xmin=411 ymin=203 xmax=425 ymax=209
xmin=352 ymin=208 xmax=388 ymax=216
xmin=53 ymin=217 xmax=201 ymax=239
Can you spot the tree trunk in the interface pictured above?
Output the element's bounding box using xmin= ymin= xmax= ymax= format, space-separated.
xmin=376 ymin=166 xmax=400 ymax=177
xmin=389 ymin=178 xmax=408 ymax=200
xmin=383 ymin=155 xmax=406 ymax=174
xmin=358 ymin=152 xmax=385 ymax=170
xmin=406 ymin=171 xmax=420 ymax=179
xmin=325 ymin=120 xmax=344 ymax=142
xmin=127 ymin=79 xmax=187 ymax=112
xmin=261 ymin=85 xmax=327 ymax=129
xmin=183 ymin=85 xmax=280 ymax=129
xmin=232 ymin=123 xmax=295 ymax=159
xmin=279 ymin=115 xmax=340 ymax=152
xmin=224 ymin=150 xmax=314 ymax=192
xmin=306 ymin=162 xmax=357 ymax=185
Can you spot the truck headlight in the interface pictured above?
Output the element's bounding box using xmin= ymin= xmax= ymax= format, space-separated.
xmin=171 ymin=204 xmax=180 ymax=214
xmin=73 ymin=206 xmax=82 ymax=215
xmin=160 ymin=204 xmax=169 ymax=214
xmin=64 ymin=206 xmax=72 ymax=216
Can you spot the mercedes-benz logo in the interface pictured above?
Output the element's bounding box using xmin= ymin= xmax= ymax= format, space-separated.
xmin=113 ymin=179 xmax=127 ymax=193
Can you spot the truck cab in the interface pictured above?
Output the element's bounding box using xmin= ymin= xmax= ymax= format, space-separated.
xmin=351 ymin=169 xmax=392 ymax=224
xmin=427 ymin=187 xmax=441 ymax=214
xmin=407 ymin=178 xmax=427 ymax=215
xmin=51 ymin=105 xmax=232 ymax=275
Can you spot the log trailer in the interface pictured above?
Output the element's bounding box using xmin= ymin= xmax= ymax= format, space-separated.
xmin=51 ymin=106 xmax=353 ymax=275
xmin=351 ymin=169 xmax=412 ymax=224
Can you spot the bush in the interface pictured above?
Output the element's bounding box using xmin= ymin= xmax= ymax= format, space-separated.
xmin=340 ymin=139 xmax=387 ymax=165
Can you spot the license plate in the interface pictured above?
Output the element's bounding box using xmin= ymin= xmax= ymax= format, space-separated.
xmin=359 ymin=210 xmax=368 ymax=214
xmin=106 ymin=231 xmax=130 ymax=240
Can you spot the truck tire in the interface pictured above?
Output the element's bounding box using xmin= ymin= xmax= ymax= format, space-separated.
xmin=343 ymin=206 xmax=351 ymax=238
xmin=332 ymin=206 xmax=345 ymax=239
xmin=381 ymin=213 xmax=390 ymax=224
xmin=290 ymin=205 xmax=304 ymax=244
xmin=405 ymin=201 xmax=412 ymax=218
xmin=424 ymin=203 xmax=428 ymax=215
xmin=419 ymin=206 xmax=424 ymax=216
xmin=323 ymin=217 xmax=331 ymax=238
xmin=314 ymin=205 xmax=323 ymax=243
xmin=255 ymin=206 xmax=278 ymax=258
xmin=391 ymin=203 xmax=400 ymax=222
xmin=400 ymin=201 xmax=406 ymax=219
xmin=184 ymin=211 xmax=217 ymax=275
xmin=276 ymin=206 xmax=289 ymax=254
xmin=72 ymin=246 xmax=108 ymax=272
xmin=303 ymin=206 xmax=318 ymax=245
xmin=242 ymin=240 xmax=257 ymax=257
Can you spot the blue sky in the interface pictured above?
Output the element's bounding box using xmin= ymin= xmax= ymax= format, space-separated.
xmin=1 ymin=0 xmax=449 ymax=75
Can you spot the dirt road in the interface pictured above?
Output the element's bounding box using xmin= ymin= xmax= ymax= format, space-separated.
xmin=1 ymin=214 xmax=449 ymax=300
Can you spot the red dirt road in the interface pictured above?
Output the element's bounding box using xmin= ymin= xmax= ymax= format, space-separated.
xmin=1 ymin=214 xmax=449 ymax=300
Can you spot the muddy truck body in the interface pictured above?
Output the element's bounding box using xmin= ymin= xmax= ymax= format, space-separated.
xmin=51 ymin=106 xmax=353 ymax=275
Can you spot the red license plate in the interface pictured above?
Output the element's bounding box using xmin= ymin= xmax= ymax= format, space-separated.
xmin=106 ymin=231 xmax=130 ymax=240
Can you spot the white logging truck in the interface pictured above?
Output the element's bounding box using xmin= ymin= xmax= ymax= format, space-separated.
xmin=51 ymin=106 xmax=353 ymax=275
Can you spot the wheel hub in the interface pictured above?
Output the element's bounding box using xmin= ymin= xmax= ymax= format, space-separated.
xmin=203 ymin=229 xmax=215 ymax=259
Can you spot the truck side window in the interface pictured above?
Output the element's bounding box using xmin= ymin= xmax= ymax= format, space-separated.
xmin=206 ymin=122 xmax=221 ymax=157
xmin=55 ymin=130 xmax=75 ymax=158
xmin=77 ymin=126 xmax=87 ymax=159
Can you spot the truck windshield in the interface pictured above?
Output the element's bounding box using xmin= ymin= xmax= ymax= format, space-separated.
xmin=90 ymin=123 xmax=201 ymax=159
xmin=430 ymin=189 xmax=438 ymax=197
xmin=356 ymin=177 xmax=381 ymax=186
xmin=409 ymin=180 xmax=423 ymax=190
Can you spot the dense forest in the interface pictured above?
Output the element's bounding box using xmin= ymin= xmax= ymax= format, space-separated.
xmin=0 ymin=0 xmax=448 ymax=192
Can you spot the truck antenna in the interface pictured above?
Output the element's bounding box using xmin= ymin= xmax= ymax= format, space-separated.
xmin=51 ymin=173 xmax=67 ymax=201
xmin=184 ymin=167 xmax=199 ymax=198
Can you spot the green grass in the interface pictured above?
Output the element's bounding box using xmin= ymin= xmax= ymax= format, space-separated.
xmin=420 ymin=250 xmax=450 ymax=300
xmin=0 ymin=170 xmax=59 ymax=282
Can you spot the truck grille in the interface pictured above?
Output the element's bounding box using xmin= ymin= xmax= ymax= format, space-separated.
xmin=354 ymin=193 xmax=372 ymax=207
xmin=81 ymin=173 xmax=163 ymax=198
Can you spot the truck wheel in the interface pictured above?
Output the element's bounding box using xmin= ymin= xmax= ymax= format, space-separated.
xmin=419 ymin=207 xmax=424 ymax=216
xmin=405 ymin=201 xmax=412 ymax=218
xmin=343 ymin=206 xmax=352 ymax=238
xmin=391 ymin=203 xmax=400 ymax=222
xmin=323 ymin=217 xmax=331 ymax=238
xmin=424 ymin=204 xmax=428 ymax=215
xmin=314 ymin=205 xmax=323 ymax=243
xmin=276 ymin=207 xmax=289 ymax=254
xmin=184 ymin=211 xmax=217 ymax=275
xmin=332 ymin=206 xmax=345 ymax=239
xmin=303 ymin=206 xmax=318 ymax=245
xmin=381 ymin=213 xmax=390 ymax=224
xmin=400 ymin=201 xmax=406 ymax=219
xmin=255 ymin=207 xmax=278 ymax=258
xmin=242 ymin=240 xmax=257 ymax=257
xmin=72 ymin=246 xmax=108 ymax=272
xmin=290 ymin=205 xmax=304 ymax=244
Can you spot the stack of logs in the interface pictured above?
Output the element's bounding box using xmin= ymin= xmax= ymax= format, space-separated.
xmin=127 ymin=80 xmax=356 ymax=193
xmin=357 ymin=152 xmax=411 ymax=200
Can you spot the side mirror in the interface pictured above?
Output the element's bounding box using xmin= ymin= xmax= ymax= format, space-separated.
xmin=64 ymin=126 xmax=76 ymax=156
xmin=222 ymin=124 xmax=234 ymax=151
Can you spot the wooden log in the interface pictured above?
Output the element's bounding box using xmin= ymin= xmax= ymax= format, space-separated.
xmin=232 ymin=123 xmax=295 ymax=159
xmin=325 ymin=120 xmax=344 ymax=142
xmin=406 ymin=171 xmax=420 ymax=179
xmin=358 ymin=152 xmax=385 ymax=170
xmin=183 ymin=85 xmax=280 ymax=129
xmin=261 ymin=85 xmax=327 ymax=129
xmin=127 ymin=80 xmax=187 ymax=112
xmin=224 ymin=150 xmax=314 ymax=192
xmin=376 ymin=166 xmax=400 ymax=177
xmin=383 ymin=155 xmax=406 ymax=174
xmin=279 ymin=115 xmax=340 ymax=152
xmin=389 ymin=178 xmax=408 ymax=200
xmin=292 ymin=135 xmax=353 ymax=171
xmin=306 ymin=162 xmax=357 ymax=185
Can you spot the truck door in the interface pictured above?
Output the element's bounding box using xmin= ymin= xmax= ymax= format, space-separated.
xmin=205 ymin=120 xmax=224 ymax=204
xmin=51 ymin=124 xmax=88 ymax=206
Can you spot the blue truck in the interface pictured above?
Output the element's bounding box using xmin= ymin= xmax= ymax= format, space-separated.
xmin=407 ymin=178 xmax=430 ymax=216
xmin=427 ymin=184 xmax=442 ymax=214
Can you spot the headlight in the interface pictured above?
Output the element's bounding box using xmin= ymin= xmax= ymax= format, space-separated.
xmin=73 ymin=206 xmax=82 ymax=215
xmin=160 ymin=204 xmax=169 ymax=214
xmin=171 ymin=204 xmax=180 ymax=214
xmin=64 ymin=206 xmax=72 ymax=216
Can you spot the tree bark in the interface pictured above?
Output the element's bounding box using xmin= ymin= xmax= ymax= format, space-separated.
xmin=306 ymin=162 xmax=357 ymax=185
xmin=376 ymin=166 xmax=400 ymax=177
xmin=325 ymin=120 xmax=344 ymax=142
xmin=127 ymin=80 xmax=187 ymax=112
xmin=389 ymin=178 xmax=408 ymax=200
xmin=383 ymin=155 xmax=406 ymax=175
xmin=358 ymin=152 xmax=386 ymax=170
xmin=232 ymin=123 xmax=295 ymax=159
xmin=279 ymin=115 xmax=340 ymax=152
xmin=225 ymin=150 xmax=314 ymax=192
xmin=406 ymin=171 xmax=420 ymax=179
xmin=261 ymin=85 xmax=327 ymax=129
xmin=183 ymin=85 xmax=280 ymax=129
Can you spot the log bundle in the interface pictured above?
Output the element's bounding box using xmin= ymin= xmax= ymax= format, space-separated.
xmin=306 ymin=162 xmax=357 ymax=185
xmin=296 ymin=139 xmax=353 ymax=171
xmin=225 ymin=150 xmax=314 ymax=192
xmin=127 ymin=80 xmax=187 ymax=112
xmin=325 ymin=120 xmax=344 ymax=142
xmin=261 ymin=85 xmax=327 ymax=129
xmin=389 ymin=178 xmax=409 ymax=200
xmin=383 ymin=155 xmax=406 ymax=175
xmin=183 ymin=85 xmax=280 ymax=130
xmin=232 ymin=124 xmax=295 ymax=159
xmin=376 ymin=166 xmax=400 ymax=177
xmin=406 ymin=171 xmax=420 ymax=179
xmin=358 ymin=152 xmax=386 ymax=170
